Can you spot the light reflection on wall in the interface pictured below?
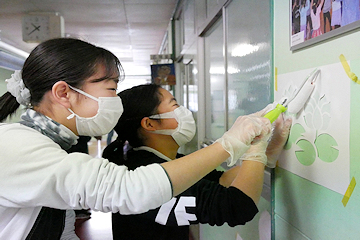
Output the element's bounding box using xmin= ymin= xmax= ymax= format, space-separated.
xmin=230 ymin=42 xmax=268 ymax=57
xmin=228 ymin=89 xmax=237 ymax=110
xmin=188 ymin=84 xmax=198 ymax=112
xmin=210 ymin=61 xmax=270 ymax=76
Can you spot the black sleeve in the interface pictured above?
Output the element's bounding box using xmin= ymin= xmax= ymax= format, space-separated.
xmin=190 ymin=179 xmax=259 ymax=227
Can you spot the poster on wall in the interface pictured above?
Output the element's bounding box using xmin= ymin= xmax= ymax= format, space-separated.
xmin=276 ymin=63 xmax=350 ymax=194
xmin=290 ymin=0 xmax=360 ymax=50
xmin=151 ymin=63 xmax=176 ymax=85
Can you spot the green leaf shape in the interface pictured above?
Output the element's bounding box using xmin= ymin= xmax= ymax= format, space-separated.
xmin=314 ymin=133 xmax=339 ymax=163
xmin=284 ymin=123 xmax=305 ymax=150
xmin=295 ymin=139 xmax=316 ymax=166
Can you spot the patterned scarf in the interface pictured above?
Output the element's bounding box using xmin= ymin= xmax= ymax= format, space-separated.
xmin=20 ymin=109 xmax=78 ymax=150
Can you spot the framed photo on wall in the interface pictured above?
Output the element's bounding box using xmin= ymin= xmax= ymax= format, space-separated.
xmin=151 ymin=63 xmax=176 ymax=85
xmin=290 ymin=0 xmax=360 ymax=50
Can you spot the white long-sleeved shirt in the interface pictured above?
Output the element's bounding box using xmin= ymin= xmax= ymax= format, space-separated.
xmin=0 ymin=123 xmax=172 ymax=239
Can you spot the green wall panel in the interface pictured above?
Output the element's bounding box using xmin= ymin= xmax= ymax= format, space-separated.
xmin=274 ymin=0 xmax=360 ymax=239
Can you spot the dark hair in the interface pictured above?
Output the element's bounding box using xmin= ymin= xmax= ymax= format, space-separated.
xmin=0 ymin=37 xmax=124 ymax=122
xmin=115 ymin=84 xmax=162 ymax=147
xmin=312 ymin=0 xmax=318 ymax=14
xmin=102 ymin=84 xmax=162 ymax=164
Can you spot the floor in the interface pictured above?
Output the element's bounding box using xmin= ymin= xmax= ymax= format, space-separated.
xmin=75 ymin=210 xmax=113 ymax=240
xmin=75 ymin=137 xmax=198 ymax=240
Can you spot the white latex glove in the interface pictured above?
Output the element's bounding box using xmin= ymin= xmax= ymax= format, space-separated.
xmin=215 ymin=114 xmax=271 ymax=167
xmin=239 ymin=136 xmax=270 ymax=165
xmin=266 ymin=114 xmax=292 ymax=168
xmin=238 ymin=104 xmax=274 ymax=165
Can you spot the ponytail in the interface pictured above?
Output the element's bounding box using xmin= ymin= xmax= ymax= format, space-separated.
xmin=103 ymin=84 xmax=162 ymax=165
xmin=102 ymin=138 xmax=126 ymax=165
xmin=0 ymin=92 xmax=20 ymax=122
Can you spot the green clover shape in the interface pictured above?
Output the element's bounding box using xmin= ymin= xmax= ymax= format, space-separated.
xmin=284 ymin=123 xmax=305 ymax=150
xmin=295 ymin=139 xmax=316 ymax=166
xmin=314 ymin=133 xmax=339 ymax=163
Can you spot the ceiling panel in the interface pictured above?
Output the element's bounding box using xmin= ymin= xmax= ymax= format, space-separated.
xmin=124 ymin=0 xmax=177 ymax=4
xmin=30 ymin=3 xmax=126 ymax=23
xmin=0 ymin=0 xmax=176 ymax=76
xmin=125 ymin=4 xmax=175 ymax=23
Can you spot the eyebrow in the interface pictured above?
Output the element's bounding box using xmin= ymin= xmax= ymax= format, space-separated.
xmin=169 ymin=97 xmax=177 ymax=103
xmin=90 ymin=76 xmax=119 ymax=83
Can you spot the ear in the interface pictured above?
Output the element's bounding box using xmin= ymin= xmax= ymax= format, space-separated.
xmin=140 ymin=117 xmax=158 ymax=131
xmin=51 ymin=81 xmax=72 ymax=108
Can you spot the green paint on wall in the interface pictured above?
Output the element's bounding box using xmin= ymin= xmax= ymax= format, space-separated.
xmin=284 ymin=123 xmax=305 ymax=150
xmin=314 ymin=133 xmax=339 ymax=162
xmin=295 ymin=139 xmax=316 ymax=166
xmin=275 ymin=168 xmax=360 ymax=239
xmin=350 ymin=59 xmax=360 ymax=178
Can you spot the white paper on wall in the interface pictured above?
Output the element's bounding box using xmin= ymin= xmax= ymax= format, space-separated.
xmin=276 ymin=63 xmax=350 ymax=194
xmin=236 ymin=233 xmax=243 ymax=240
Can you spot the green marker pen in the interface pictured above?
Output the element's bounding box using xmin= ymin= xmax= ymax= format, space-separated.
xmin=264 ymin=68 xmax=320 ymax=123
xmin=263 ymin=103 xmax=287 ymax=123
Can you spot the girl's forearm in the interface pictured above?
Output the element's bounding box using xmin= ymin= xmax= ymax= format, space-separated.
xmin=230 ymin=161 xmax=265 ymax=204
xmin=219 ymin=166 xmax=240 ymax=187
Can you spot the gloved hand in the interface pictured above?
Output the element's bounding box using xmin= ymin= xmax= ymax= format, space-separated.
xmin=266 ymin=114 xmax=292 ymax=168
xmin=239 ymin=135 xmax=270 ymax=165
xmin=238 ymin=104 xmax=274 ymax=165
xmin=215 ymin=114 xmax=271 ymax=167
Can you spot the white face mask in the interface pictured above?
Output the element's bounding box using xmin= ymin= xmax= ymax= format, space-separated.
xmin=66 ymin=86 xmax=123 ymax=136
xmin=149 ymin=106 xmax=196 ymax=146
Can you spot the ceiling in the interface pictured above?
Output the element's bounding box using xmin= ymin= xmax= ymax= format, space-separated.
xmin=0 ymin=0 xmax=178 ymax=80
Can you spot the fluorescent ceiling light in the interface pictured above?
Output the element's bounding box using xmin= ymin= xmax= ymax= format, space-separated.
xmin=0 ymin=41 xmax=29 ymax=59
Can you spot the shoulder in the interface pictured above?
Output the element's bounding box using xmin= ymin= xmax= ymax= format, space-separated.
xmin=0 ymin=123 xmax=73 ymax=167
xmin=0 ymin=123 xmax=54 ymax=145
xmin=1 ymin=122 xmax=32 ymax=132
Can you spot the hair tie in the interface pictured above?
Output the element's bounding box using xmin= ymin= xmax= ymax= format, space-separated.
xmin=5 ymin=70 xmax=31 ymax=106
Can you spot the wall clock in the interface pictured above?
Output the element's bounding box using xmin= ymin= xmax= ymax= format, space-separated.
xmin=22 ymin=13 xmax=64 ymax=43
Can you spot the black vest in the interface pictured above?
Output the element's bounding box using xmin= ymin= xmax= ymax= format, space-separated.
xmin=25 ymin=207 xmax=66 ymax=240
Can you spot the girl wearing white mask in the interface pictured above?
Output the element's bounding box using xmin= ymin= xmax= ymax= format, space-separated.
xmin=103 ymin=84 xmax=292 ymax=240
xmin=0 ymin=38 xmax=273 ymax=239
